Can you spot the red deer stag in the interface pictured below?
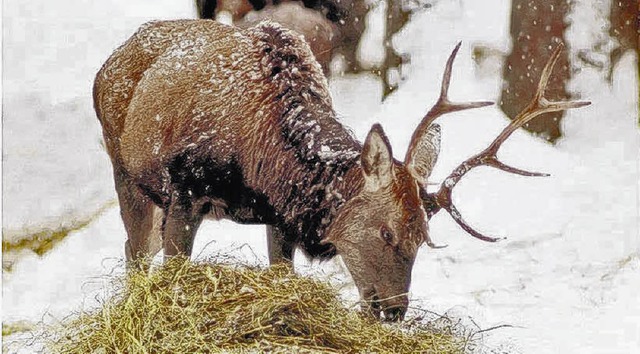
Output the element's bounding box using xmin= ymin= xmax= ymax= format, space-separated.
xmin=94 ymin=19 xmax=589 ymax=321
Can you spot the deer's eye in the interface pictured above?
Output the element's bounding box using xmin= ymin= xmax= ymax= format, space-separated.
xmin=380 ymin=226 xmax=395 ymax=246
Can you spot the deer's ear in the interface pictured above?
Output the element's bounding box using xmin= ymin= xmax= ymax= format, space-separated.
xmin=361 ymin=124 xmax=394 ymax=191
xmin=405 ymin=123 xmax=441 ymax=186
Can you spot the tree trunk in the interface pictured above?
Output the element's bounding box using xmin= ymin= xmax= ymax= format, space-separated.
xmin=501 ymin=0 xmax=571 ymax=143
xmin=608 ymin=0 xmax=639 ymax=121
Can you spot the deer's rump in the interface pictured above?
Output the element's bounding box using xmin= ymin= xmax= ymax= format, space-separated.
xmin=95 ymin=20 xmax=264 ymax=177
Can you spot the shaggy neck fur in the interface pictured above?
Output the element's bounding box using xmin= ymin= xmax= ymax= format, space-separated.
xmin=242 ymin=22 xmax=366 ymax=258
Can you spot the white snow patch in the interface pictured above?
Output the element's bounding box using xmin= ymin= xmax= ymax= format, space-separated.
xmin=2 ymin=0 xmax=196 ymax=241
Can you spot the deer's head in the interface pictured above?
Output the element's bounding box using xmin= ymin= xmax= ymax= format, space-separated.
xmin=323 ymin=122 xmax=441 ymax=321
xmin=323 ymin=43 xmax=589 ymax=322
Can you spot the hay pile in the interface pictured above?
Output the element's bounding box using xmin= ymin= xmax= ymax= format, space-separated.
xmin=49 ymin=257 xmax=476 ymax=353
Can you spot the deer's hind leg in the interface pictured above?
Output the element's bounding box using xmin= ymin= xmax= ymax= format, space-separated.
xmin=114 ymin=169 xmax=162 ymax=263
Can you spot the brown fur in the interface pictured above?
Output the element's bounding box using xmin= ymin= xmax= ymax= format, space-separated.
xmin=95 ymin=20 xmax=438 ymax=321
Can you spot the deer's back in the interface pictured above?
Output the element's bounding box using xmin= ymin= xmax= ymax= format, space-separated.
xmin=94 ymin=19 xmax=330 ymax=184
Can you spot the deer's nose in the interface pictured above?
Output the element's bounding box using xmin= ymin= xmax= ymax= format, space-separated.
xmin=383 ymin=305 xmax=407 ymax=322
xmin=382 ymin=295 xmax=408 ymax=322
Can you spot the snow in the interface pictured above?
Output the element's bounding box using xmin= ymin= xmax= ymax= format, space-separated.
xmin=2 ymin=0 xmax=197 ymax=241
xmin=3 ymin=0 xmax=639 ymax=353
xmin=2 ymin=95 xmax=115 ymax=239
xmin=357 ymin=0 xmax=387 ymax=68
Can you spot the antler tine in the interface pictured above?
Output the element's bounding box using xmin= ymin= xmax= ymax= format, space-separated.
xmin=405 ymin=42 xmax=493 ymax=164
xmin=486 ymin=43 xmax=591 ymax=157
xmin=427 ymin=43 xmax=591 ymax=243
xmin=446 ymin=202 xmax=505 ymax=242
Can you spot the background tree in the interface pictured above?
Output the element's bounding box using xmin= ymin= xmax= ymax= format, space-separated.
xmin=608 ymin=0 xmax=638 ymax=123
xmin=500 ymin=0 xmax=571 ymax=143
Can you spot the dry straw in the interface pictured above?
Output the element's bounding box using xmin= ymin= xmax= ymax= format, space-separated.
xmin=48 ymin=257 xmax=478 ymax=353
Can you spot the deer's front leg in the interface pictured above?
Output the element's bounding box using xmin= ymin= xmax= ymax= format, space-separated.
xmin=163 ymin=190 xmax=203 ymax=260
xmin=266 ymin=225 xmax=293 ymax=265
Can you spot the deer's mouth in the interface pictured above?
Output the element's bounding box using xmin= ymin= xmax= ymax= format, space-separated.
xmin=382 ymin=304 xmax=406 ymax=322
xmin=367 ymin=293 xmax=407 ymax=322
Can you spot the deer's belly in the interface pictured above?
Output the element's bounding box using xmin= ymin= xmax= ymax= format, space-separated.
xmin=202 ymin=198 xmax=268 ymax=225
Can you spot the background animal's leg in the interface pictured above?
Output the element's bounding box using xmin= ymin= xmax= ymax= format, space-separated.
xmin=114 ymin=169 xmax=158 ymax=263
xmin=163 ymin=192 xmax=203 ymax=259
xmin=195 ymin=0 xmax=217 ymax=19
xmin=266 ymin=225 xmax=293 ymax=265
xmin=606 ymin=46 xmax=624 ymax=83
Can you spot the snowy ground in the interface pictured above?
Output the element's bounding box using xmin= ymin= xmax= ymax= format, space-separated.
xmin=3 ymin=0 xmax=639 ymax=353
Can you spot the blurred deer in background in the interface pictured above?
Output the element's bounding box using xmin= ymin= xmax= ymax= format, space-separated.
xmin=195 ymin=0 xmax=416 ymax=96
xmin=236 ymin=2 xmax=340 ymax=74
xmin=94 ymin=19 xmax=588 ymax=321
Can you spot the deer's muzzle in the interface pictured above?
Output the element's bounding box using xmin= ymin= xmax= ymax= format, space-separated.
xmin=366 ymin=291 xmax=408 ymax=322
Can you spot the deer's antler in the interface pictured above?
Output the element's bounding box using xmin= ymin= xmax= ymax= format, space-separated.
xmin=422 ymin=42 xmax=590 ymax=243
xmin=404 ymin=43 xmax=493 ymax=183
xmin=406 ymin=42 xmax=494 ymax=154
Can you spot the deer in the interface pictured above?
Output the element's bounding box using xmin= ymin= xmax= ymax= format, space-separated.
xmin=196 ymin=0 xmax=367 ymax=74
xmin=93 ymin=19 xmax=589 ymax=322
xmin=236 ymin=2 xmax=340 ymax=74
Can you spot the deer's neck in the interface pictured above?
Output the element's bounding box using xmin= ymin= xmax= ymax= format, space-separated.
xmin=269 ymin=152 xmax=364 ymax=259
xmin=243 ymin=90 xmax=365 ymax=258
